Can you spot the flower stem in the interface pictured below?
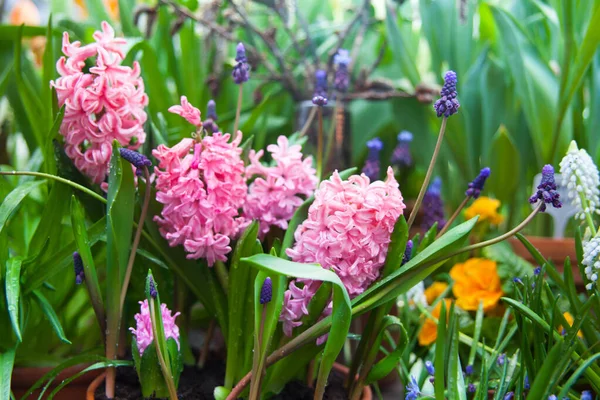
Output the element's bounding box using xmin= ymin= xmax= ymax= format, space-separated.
xmin=299 ymin=106 xmax=318 ymax=138
xmin=118 ymin=168 xmax=152 ymax=340
xmin=249 ymin=305 xmax=267 ymax=400
xmin=407 ymin=117 xmax=448 ymax=230
xmin=233 ymin=84 xmax=243 ymax=134
xmin=317 ymin=107 xmax=324 ymax=180
xmin=436 ymin=195 xmax=471 ymax=238
xmin=150 ymin=298 xmax=179 ymax=400
xmin=0 ymin=171 xmax=106 ymax=204
xmin=198 ymin=319 xmax=216 ymax=368
xmin=215 ymin=260 xmax=229 ymax=294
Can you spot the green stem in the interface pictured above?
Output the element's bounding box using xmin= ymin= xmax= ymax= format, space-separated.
xmin=317 ymin=107 xmax=324 ymax=180
xmin=436 ymin=195 xmax=471 ymax=238
xmin=299 ymin=106 xmax=318 ymax=138
xmin=118 ymin=168 xmax=152 ymax=343
xmin=150 ymin=298 xmax=179 ymax=400
xmin=214 ymin=260 xmax=229 ymax=294
xmin=233 ymin=84 xmax=243 ymax=134
xmin=407 ymin=117 xmax=448 ymax=230
xmin=249 ymin=305 xmax=267 ymax=400
xmin=0 ymin=171 xmax=106 ymax=204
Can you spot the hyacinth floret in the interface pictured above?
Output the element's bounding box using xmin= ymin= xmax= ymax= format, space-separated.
xmin=422 ymin=177 xmax=446 ymax=231
xmin=582 ymin=237 xmax=600 ymax=290
xmin=204 ymin=99 xmax=219 ymax=133
xmin=361 ymin=137 xmax=383 ymax=181
xmin=333 ymin=49 xmax=351 ymax=92
xmin=260 ymin=277 xmax=273 ymax=305
xmin=391 ymin=131 xmax=413 ymax=168
xmin=119 ymin=148 xmax=152 ymax=176
xmin=529 ymin=165 xmax=562 ymax=212
xmin=433 ymin=70 xmax=460 ymax=118
xmin=312 ymin=69 xmax=328 ymax=106
xmin=559 ymin=141 xmax=600 ymax=220
xmin=232 ymin=42 xmax=250 ymax=84
xmin=168 ymin=96 xmax=202 ymax=128
xmin=130 ymin=300 xmax=180 ymax=355
xmin=466 ymin=167 xmax=491 ymax=198
xmin=244 ymin=136 xmax=317 ymax=237
xmin=152 ymin=126 xmax=247 ymax=266
xmin=280 ymin=167 xmax=405 ymax=336
xmin=73 ymin=251 xmax=85 ymax=285
xmin=51 ymin=21 xmax=148 ymax=184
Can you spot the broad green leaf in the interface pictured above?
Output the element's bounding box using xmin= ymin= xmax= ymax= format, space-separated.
xmin=71 ymin=195 xmax=105 ymax=328
xmin=364 ymin=316 xmax=408 ymax=384
xmin=5 ymin=258 xmax=23 ymax=342
xmin=385 ymin=1 xmax=420 ymax=87
xmin=486 ymin=125 xmax=520 ymax=203
xmin=31 ymin=290 xmax=71 ymax=344
xmin=42 ymin=16 xmax=55 ymax=133
xmin=0 ymin=180 xmax=44 ymax=236
xmin=241 ymin=254 xmax=352 ymax=400
xmin=84 ymin=0 xmax=113 ymax=25
xmin=527 ymin=338 xmax=565 ymax=399
xmin=0 ymin=347 xmax=16 ymax=400
xmin=118 ymin=0 xmax=140 ymax=36
xmin=225 ymin=221 xmax=259 ymax=389
xmin=0 ymin=25 xmax=57 ymax=38
xmin=0 ymin=63 xmax=11 ymax=99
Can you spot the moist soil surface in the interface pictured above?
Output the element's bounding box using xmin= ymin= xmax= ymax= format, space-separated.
xmin=95 ymin=361 xmax=349 ymax=399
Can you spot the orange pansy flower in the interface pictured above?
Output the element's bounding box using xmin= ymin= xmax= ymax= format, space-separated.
xmin=418 ymin=299 xmax=452 ymax=346
xmin=424 ymin=281 xmax=448 ymax=305
xmin=450 ymin=258 xmax=503 ymax=311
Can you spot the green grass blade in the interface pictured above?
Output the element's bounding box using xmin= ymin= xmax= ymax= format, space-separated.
xmin=0 ymin=347 xmax=16 ymax=400
xmin=31 ymin=290 xmax=71 ymax=344
xmin=0 ymin=180 xmax=44 ymax=236
xmin=434 ymin=300 xmax=447 ymax=398
xmin=5 ymin=258 xmax=23 ymax=342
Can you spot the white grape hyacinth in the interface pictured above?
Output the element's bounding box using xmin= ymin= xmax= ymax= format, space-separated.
xmin=582 ymin=237 xmax=600 ymax=290
xmin=559 ymin=141 xmax=600 ymax=220
xmin=398 ymin=281 xmax=427 ymax=308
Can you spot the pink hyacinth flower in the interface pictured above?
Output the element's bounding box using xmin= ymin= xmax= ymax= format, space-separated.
xmin=51 ymin=21 xmax=148 ymax=184
xmin=280 ymin=167 xmax=406 ymax=338
xmin=244 ymin=136 xmax=317 ymax=237
xmin=130 ymin=300 xmax=180 ymax=356
xmin=168 ymin=96 xmax=203 ymax=128
xmin=153 ymin=132 xmax=248 ymax=266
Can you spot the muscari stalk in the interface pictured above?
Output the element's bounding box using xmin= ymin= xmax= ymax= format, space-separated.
xmin=249 ymin=277 xmax=272 ymax=400
xmin=233 ymin=42 xmax=250 ymax=134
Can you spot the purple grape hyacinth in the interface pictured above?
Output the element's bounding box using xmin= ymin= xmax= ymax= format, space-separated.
xmin=334 ymin=49 xmax=351 ymax=93
xmin=148 ymin=275 xmax=158 ymax=298
xmin=361 ymin=138 xmax=383 ymax=181
xmin=312 ymin=69 xmax=328 ymax=106
xmin=402 ymin=240 xmax=413 ymax=266
xmin=466 ymin=167 xmax=491 ymax=198
xmin=391 ymin=131 xmax=413 ymax=168
xmin=73 ymin=251 xmax=85 ymax=285
xmin=529 ymin=165 xmax=562 ymax=212
xmin=119 ymin=148 xmax=152 ymax=176
xmin=260 ymin=277 xmax=272 ymax=305
xmin=232 ymin=42 xmax=250 ymax=84
xmin=204 ymin=99 xmax=219 ymax=133
xmin=422 ymin=177 xmax=446 ymax=231
xmin=433 ymin=70 xmax=460 ymax=118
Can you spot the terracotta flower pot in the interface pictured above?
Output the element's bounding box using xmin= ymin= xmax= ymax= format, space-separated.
xmin=11 ymin=364 xmax=101 ymax=400
xmin=86 ymin=363 xmax=372 ymax=400
xmin=508 ymin=236 xmax=583 ymax=289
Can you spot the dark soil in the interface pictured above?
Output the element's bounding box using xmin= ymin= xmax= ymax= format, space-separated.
xmin=95 ymin=362 xmax=351 ymax=399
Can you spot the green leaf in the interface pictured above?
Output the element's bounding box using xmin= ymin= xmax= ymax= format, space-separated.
xmin=557 ymin=353 xmax=600 ymax=399
xmin=241 ymin=254 xmax=352 ymax=400
xmin=0 ymin=347 xmax=16 ymax=400
xmin=5 ymin=258 xmax=23 ymax=342
xmin=527 ymin=337 xmax=565 ymax=399
xmin=381 ymin=216 xmax=408 ymax=278
xmin=71 ymin=195 xmax=105 ymax=329
xmin=385 ymin=0 xmax=420 ymax=87
xmin=486 ymin=125 xmax=520 ymax=203
xmin=84 ymin=0 xmax=113 ymax=25
xmin=118 ymin=0 xmax=140 ymax=36
xmin=0 ymin=25 xmax=57 ymax=38
xmin=364 ymin=316 xmax=408 ymax=384
xmin=225 ymin=221 xmax=260 ymax=389
xmin=42 ymin=16 xmax=55 ymax=132
xmin=448 ymin=318 xmax=466 ymax=400
xmin=434 ymin=300 xmax=447 ymax=398
xmin=0 ymin=180 xmax=44 ymax=236
xmin=31 ymin=290 xmax=71 ymax=344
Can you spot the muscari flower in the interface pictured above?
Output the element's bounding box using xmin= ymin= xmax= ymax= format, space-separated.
xmin=422 ymin=177 xmax=446 ymax=231
xmin=513 ymin=277 xmax=523 ymax=285
xmin=468 ymin=383 xmax=476 ymax=393
xmin=534 ymin=266 xmax=542 ymax=275
xmin=402 ymin=240 xmax=413 ymax=266
xmin=129 ymin=299 xmax=180 ymax=355
xmin=524 ymin=375 xmax=530 ymax=390
xmin=244 ymin=136 xmax=317 ymax=238
xmin=333 ymin=49 xmax=351 ymax=93
xmin=119 ymin=148 xmax=152 ymax=177
xmin=581 ymin=390 xmax=592 ymax=400
xmin=582 ymin=237 xmax=600 ymax=290
xmin=405 ymin=376 xmax=421 ymax=400
xmin=361 ymin=138 xmax=383 ymax=181
xmin=466 ymin=167 xmax=491 ymax=198
xmin=497 ymin=353 xmax=506 ymax=366
xmin=433 ymin=70 xmax=460 ymax=118
xmin=529 ymin=165 xmax=562 ymax=212
xmin=504 ymin=392 xmax=514 ymax=400
xmin=204 ymin=99 xmax=219 ymax=133
xmin=391 ymin=131 xmax=413 ymax=168
xmin=281 ymin=168 xmax=405 ymax=336
xmin=51 ymin=21 xmax=148 ymax=184
xmin=260 ymin=277 xmax=272 ymax=305
xmin=73 ymin=251 xmax=85 ymax=285
xmin=465 ymin=365 xmax=473 ymax=376
xmin=148 ymin=275 xmax=157 ymax=298
xmin=425 ymin=361 xmax=434 ymax=375
xmin=312 ymin=69 xmax=328 ymax=106
xmin=548 ymin=396 xmax=557 ymax=400
xmin=560 ymin=141 xmax=600 ymax=220
xmin=152 ymin=119 xmax=247 ymax=266
xmin=232 ymin=42 xmax=250 ymax=84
